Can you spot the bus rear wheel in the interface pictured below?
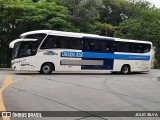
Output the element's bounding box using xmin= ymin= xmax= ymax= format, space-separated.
xmin=121 ymin=65 xmax=130 ymax=74
xmin=40 ymin=63 xmax=53 ymax=74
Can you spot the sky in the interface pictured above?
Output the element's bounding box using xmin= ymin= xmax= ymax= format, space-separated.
xmin=147 ymin=0 xmax=160 ymax=8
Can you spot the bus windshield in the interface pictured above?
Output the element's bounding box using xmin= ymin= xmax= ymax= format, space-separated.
xmin=12 ymin=41 xmax=37 ymax=59
xmin=12 ymin=42 xmax=21 ymax=59
xmin=12 ymin=33 xmax=46 ymax=59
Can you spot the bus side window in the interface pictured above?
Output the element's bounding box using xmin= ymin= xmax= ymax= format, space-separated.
xmin=108 ymin=41 xmax=114 ymax=52
xmin=115 ymin=42 xmax=130 ymax=52
xmin=142 ymin=44 xmax=151 ymax=53
xmin=122 ymin=42 xmax=130 ymax=52
xmin=89 ymin=42 xmax=95 ymax=50
xmin=114 ymin=42 xmax=121 ymax=52
xmin=101 ymin=41 xmax=110 ymax=52
xmin=83 ymin=39 xmax=101 ymax=51
xmin=55 ymin=36 xmax=66 ymax=48
xmin=68 ymin=39 xmax=75 ymax=49
xmin=94 ymin=41 xmax=101 ymax=51
xmin=41 ymin=35 xmax=55 ymax=49
xmin=74 ymin=38 xmax=83 ymax=50
xmin=134 ymin=43 xmax=142 ymax=53
xmin=130 ymin=43 xmax=136 ymax=53
xmin=41 ymin=35 xmax=65 ymax=49
xmin=83 ymin=40 xmax=89 ymax=50
xmin=59 ymin=39 xmax=66 ymax=48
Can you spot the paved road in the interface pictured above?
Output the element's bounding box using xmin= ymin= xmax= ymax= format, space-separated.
xmin=0 ymin=69 xmax=160 ymax=120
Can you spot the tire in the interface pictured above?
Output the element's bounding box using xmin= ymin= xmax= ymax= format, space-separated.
xmin=40 ymin=63 xmax=53 ymax=74
xmin=121 ymin=65 xmax=130 ymax=74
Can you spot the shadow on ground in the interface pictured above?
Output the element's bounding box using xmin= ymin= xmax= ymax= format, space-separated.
xmin=13 ymin=72 xmax=148 ymax=76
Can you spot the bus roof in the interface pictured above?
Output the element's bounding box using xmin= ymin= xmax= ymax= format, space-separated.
xmin=19 ymin=30 xmax=152 ymax=44
xmin=114 ymin=38 xmax=152 ymax=44
xmin=20 ymin=30 xmax=51 ymax=37
xmin=20 ymin=30 xmax=99 ymax=38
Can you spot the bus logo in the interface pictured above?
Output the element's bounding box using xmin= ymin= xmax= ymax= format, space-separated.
xmin=61 ymin=51 xmax=83 ymax=58
xmin=44 ymin=51 xmax=58 ymax=56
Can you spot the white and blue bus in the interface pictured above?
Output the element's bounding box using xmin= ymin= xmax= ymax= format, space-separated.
xmin=9 ymin=30 xmax=153 ymax=74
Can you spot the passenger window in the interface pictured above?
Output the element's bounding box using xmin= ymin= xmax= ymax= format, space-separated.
xmin=94 ymin=41 xmax=101 ymax=51
xmin=115 ymin=42 xmax=130 ymax=52
xmin=134 ymin=44 xmax=142 ymax=53
xmin=83 ymin=39 xmax=101 ymax=51
xmin=74 ymin=38 xmax=83 ymax=50
xmin=55 ymin=36 xmax=66 ymax=48
xmin=101 ymin=41 xmax=114 ymax=52
xmin=142 ymin=44 xmax=151 ymax=53
xmin=68 ymin=39 xmax=75 ymax=49
xmin=89 ymin=42 xmax=95 ymax=50
xmin=83 ymin=40 xmax=89 ymax=50
xmin=83 ymin=40 xmax=93 ymax=50
xmin=40 ymin=35 xmax=55 ymax=49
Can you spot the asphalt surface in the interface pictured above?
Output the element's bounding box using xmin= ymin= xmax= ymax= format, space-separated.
xmin=0 ymin=69 xmax=160 ymax=120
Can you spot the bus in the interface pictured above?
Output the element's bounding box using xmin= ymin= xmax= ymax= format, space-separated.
xmin=9 ymin=30 xmax=153 ymax=74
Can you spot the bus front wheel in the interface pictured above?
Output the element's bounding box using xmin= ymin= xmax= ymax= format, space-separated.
xmin=40 ymin=63 xmax=53 ymax=74
xmin=121 ymin=65 xmax=130 ymax=74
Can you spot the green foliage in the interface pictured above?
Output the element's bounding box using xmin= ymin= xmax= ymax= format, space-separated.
xmin=99 ymin=0 xmax=131 ymax=26
xmin=114 ymin=1 xmax=160 ymax=68
xmin=58 ymin=0 xmax=102 ymax=33
xmin=0 ymin=0 xmax=78 ymax=67
xmin=94 ymin=22 xmax=117 ymax=36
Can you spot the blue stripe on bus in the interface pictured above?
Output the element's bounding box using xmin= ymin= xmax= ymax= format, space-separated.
xmin=61 ymin=51 xmax=150 ymax=61
xmin=83 ymin=52 xmax=150 ymax=61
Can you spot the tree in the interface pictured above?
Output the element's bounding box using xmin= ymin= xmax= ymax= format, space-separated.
xmin=115 ymin=6 xmax=160 ymax=66
xmin=0 ymin=0 xmax=77 ymax=67
xmin=58 ymin=0 xmax=102 ymax=33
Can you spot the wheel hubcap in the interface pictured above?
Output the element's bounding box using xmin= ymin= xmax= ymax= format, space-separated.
xmin=123 ymin=67 xmax=128 ymax=73
xmin=43 ymin=65 xmax=50 ymax=73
